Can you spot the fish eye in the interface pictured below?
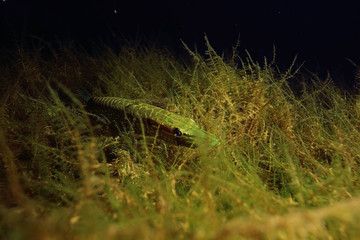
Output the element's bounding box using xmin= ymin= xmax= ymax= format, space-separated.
xmin=173 ymin=128 xmax=182 ymax=137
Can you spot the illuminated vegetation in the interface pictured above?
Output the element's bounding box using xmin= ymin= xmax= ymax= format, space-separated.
xmin=1 ymin=38 xmax=360 ymax=239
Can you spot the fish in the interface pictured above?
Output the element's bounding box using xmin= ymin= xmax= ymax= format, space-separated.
xmin=85 ymin=96 xmax=219 ymax=148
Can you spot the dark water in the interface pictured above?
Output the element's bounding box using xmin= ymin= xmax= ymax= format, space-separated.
xmin=1 ymin=0 xmax=359 ymax=89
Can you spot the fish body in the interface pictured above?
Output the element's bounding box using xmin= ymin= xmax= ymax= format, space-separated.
xmin=86 ymin=96 xmax=219 ymax=148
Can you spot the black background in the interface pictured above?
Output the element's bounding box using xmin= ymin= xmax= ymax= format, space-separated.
xmin=1 ymin=0 xmax=360 ymax=88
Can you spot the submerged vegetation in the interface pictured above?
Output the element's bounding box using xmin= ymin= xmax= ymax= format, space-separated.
xmin=1 ymin=37 xmax=360 ymax=239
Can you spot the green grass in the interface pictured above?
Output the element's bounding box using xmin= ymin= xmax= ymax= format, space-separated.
xmin=1 ymin=37 xmax=360 ymax=239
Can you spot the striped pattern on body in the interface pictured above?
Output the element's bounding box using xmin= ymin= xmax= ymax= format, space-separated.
xmin=86 ymin=96 xmax=219 ymax=148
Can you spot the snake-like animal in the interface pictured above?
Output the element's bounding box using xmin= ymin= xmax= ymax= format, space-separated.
xmin=85 ymin=96 xmax=220 ymax=148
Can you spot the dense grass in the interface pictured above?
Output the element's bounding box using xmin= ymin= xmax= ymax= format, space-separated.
xmin=1 ymin=38 xmax=360 ymax=239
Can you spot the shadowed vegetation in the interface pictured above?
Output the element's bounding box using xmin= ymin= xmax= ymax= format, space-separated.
xmin=1 ymin=37 xmax=360 ymax=239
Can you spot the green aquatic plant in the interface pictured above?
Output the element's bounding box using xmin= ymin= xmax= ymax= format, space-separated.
xmin=1 ymin=38 xmax=360 ymax=239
